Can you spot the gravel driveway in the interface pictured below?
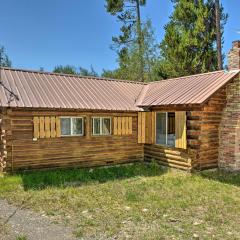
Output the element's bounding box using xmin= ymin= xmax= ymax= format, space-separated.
xmin=0 ymin=199 xmax=77 ymax=240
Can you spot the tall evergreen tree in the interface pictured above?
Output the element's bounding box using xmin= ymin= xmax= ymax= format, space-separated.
xmin=158 ymin=0 xmax=227 ymax=78
xmin=215 ymin=0 xmax=223 ymax=70
xmin=105 ymin=0 xmax=146 ymax=81
xmin=0 ymin=46 xmax=11 ymax=67
xmin=102 ymin=19 xmax=159 ymax=82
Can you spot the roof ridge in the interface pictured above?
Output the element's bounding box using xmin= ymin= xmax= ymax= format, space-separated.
xmin=148 ymin=70 xmax=226 ymax=85
xmin=135 ymin=84 xmax=149 ymax=106
xmin=0 ymin=67 xmax=147 ymax=85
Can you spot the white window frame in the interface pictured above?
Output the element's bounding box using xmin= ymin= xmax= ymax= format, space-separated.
xmin=92 ymin=117 xmax=112 ymax=136
xmin=155 ymin=112 xmax=175 ymax=147
xmin=60 ymin=117 xmax=84 ymax=137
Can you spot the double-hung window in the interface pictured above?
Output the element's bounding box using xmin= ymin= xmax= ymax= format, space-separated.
xmin=156 ymin=112 xmax=175 ymax=147
xmin=60 ymin=117 xmax=84 ymax=136
xmin=92 ymin=117 xmax=111 ymax=135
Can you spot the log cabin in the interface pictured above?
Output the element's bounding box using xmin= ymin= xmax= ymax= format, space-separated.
xmin=0 ymin=41 xmax=240 ymax=172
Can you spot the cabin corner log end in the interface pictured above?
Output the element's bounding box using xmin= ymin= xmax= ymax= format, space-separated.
xmin=0 ymin=114 xmax=8 ymax=172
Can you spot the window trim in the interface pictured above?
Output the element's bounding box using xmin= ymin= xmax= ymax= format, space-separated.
xmin=92 ymin=117 xmax=112 ymax=136
xmin=155 ymin=112 xmax=175 ymax=147
xmin=60 ymin=116 xmax=84 ymax=137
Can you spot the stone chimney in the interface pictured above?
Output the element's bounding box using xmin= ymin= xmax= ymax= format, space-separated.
xmin=219 ymin=41 xmax=240 ymax=171
xmin=228 ymin=40 xmax=240 ymax=70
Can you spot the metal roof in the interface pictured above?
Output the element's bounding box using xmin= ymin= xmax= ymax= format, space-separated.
xmin=0 ymin=68 xmax=145 ymax=111
xmin=0 ymin=68 xmax=239 ymax=111
xmin=137 ymin=70 xmax=240 ymax=107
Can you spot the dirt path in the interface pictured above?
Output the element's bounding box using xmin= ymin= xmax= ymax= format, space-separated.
xmin=0 ymin=199 xmax=77 ymax=240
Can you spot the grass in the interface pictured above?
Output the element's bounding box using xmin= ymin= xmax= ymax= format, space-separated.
xmin=0 ymin=163 xmax=240 ymax=239
xmin=16 ymin=236 xmax=27 ymax=240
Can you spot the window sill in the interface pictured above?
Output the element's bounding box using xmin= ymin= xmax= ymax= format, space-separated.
xmin=91 ymin=134 xmax=112 ymax=137
xmin=61 ymin=135 xmax=84 ymax=137
xmin=154 ymin=143 xmax=188 ymax=151
xmin=155 ymin=143 xmax=176 ymax=148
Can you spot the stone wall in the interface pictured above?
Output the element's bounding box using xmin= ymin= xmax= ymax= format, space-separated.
xmin=219 ymin=75 xmax=240 ymax=171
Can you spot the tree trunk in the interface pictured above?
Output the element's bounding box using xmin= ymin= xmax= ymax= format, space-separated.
xmin=215 ymin=0 xmax=223 ymax=70
xmin=0 ymin=50 xmax=2 ymax=67
xmin=136 ymin=0 xmax=144 ymax=82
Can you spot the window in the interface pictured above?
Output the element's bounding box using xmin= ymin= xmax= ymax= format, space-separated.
xmin=92 ymin=117 xmax=111 ymax=135
xmin=60 ymin=117 xmax=84 ymax=136
xmin=156 ymin=112 xmax=175 ymax=147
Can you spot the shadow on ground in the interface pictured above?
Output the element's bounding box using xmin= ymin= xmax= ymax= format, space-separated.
xmin=199 ymin=170 xmax=240 ymax=187
xmin=18 ymin=162 xmax=167 ymax=191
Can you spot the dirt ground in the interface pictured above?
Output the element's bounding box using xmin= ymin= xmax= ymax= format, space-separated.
xmin=0 ymin=199 xmax=77 ymax=240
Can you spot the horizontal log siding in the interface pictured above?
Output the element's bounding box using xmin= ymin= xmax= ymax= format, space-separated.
xmin=144 ymin=145 xmax=192 ymax=170
xmin=5 ymin=109 xmax=143 ymax=171
xmin=185 ymin=87 xmax=227 ymax=170
xmin=197 ymin=87 xmax=227 ymax=169
xmin=2 ymin=83 xmax=228 ymax=172
xmin=144 ymin=107 xmax=198 ymax=171
xmin=144 ymin=86 xmax=227 ymax=171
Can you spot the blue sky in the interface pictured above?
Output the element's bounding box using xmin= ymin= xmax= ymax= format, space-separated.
xmin=0 ymin=0 xmax=239 ymax=74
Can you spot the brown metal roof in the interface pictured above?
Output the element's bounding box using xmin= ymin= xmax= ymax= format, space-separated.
xmin=0 ymin=68 xmax=239 ymax=111
xmin=0 ymin=68 xmax=145 ymax=111
xmin=137 ymin=70 xmax=240 ymax=107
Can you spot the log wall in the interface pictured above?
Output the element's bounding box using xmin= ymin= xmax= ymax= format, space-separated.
xmin=144 ymin=144 xmax=192 ymax=170
xmin=1 ymin=82 xmax=229 ymax=172
xmin=185 ymin=87 xmax=227 ymax=170
xmin=144 ymin=107 xmax=199 ymax=171
xmin=4 ymin=109 xmax=143 ymax=171
xmin=144 ymin=85 xmax=228 ymax=171
xmin=197 ymin=87 xmax=227 ymax=169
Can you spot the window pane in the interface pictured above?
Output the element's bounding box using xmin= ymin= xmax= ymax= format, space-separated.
xmin=93 ymin=118 xmax=100 ymax=135
xmin=156 ymin=113 xmax=166 ymax=145
xmin=102 ymin=118 xmax=111 ymax=135
xmin=167 ymin=113 xmax=175 ymax=147
xmin=61 ymin=118 xmax=71 ymax=136
xmin=72 ymin=118 xmax=83 ymax=135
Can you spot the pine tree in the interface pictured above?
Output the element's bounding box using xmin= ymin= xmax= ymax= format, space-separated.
xmin=102 ymin=19 xmax=159 ymax=82
xmin=105 ymin=0 xmax=146 ymax=81
xmin=215 ymin=0 xmax=223 ymax=70
xmin=158 ymin=0 xmax=227 ymax=78
xmin=0 ymin=46 xmax=11 ymax=67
